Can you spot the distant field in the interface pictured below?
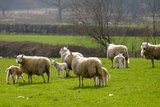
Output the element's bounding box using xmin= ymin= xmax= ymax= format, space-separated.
xmin=0 ymin=58 xmax=160 ymax=107
xmin=0 ymin=34 xmax=160 ymax=51
xmin=0 ymin=34 xmax=99 ymax=48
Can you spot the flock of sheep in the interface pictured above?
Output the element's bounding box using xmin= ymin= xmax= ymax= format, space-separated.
xmin=5 ymin=42 xmax=160 ymax=87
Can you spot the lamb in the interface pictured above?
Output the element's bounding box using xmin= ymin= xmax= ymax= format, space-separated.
xmin=5 ymin=65 xmax=25 ymax=84
xmin=68 ymin=53 xmax=103 ymax=87
xmin=51 ymin=59 xmax=69 ymax=77
xmin=107 ymin=44 xmax=129 ymax=68
xmin=141 ymin=42 xmax=160 ymax=68
xmin=113 ymin=53 xmax=126 ymax=68
xmin=16 ymin=54 xmax=51 ymax=83
xmin=96 ymin=67 xmax=110 ymax=86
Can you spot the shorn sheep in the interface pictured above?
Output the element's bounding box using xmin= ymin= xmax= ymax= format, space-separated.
xmin=113 ymin=53 xmax=126 ymax=68
xmin=107 ymin=44 xmax=129 ymax=68
xmin=5 ymin=65 xmax=25 ymax=84
xmin=16 ymin=54 xmax=51 ymax=83
xmin=51 ymin=59 xmax=69 ymax=77
xmin=68 ymin=53 xmax=104 ymax=87
xmin=141 ymin=42 xmax=160 ymax=68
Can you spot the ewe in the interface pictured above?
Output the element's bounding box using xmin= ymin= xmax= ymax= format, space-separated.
xmin=141 ymin=42 xmax=160 ymax=68
xmin=16 ymin=54 xmax=51 ymax=83
xmin=107 ymin=44 xmax=129 ymax=68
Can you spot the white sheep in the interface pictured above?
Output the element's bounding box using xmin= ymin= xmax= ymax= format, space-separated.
xmin=51 ymin=59 xmax=69 ymax=77
xmin=107 ymin=44 xmax=129 ymax=68
xmin=16 ymin=54 xmax=51 ymax=83
xmin=96 ymin=67 xmax=110 ymax=86
xmin=141 ymin=42 xmax=160 ymax=68
xmin=113 ymin=53 xmax=126 ymax=68
xmin=59 ymin=47 xmax=83 ymax=76
xmin=68 ymin=53 xmax=103 ymax=87
xmin=5 ymin=65 xmax=25 ymax=84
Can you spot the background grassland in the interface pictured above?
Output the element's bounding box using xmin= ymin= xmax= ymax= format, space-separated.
xmin=0 ymin=58 xmax=160 ymax=107
xmin=1 ymin=34 xmax=160 ymax=51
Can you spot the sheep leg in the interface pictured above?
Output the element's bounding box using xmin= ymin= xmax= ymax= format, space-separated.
xmin=82 ymin=77 xmax=84 ymax=87
xmin=46 ymin=71 xmax=50 ymax=83
xmin=99 ymin=77 xmax=102 ymax=86
xmin=126 ymin=60 xmax=128 ymax=68
xmin=41 ymin=74 xmax=45 ymax=83
xmin=15 ymin=75 xmax=19 ymax=83
xmin=57 ymin=70 xmax=60 ymax=77
xmin=78 ymin=76 xmax=81 ymax=87
xmin=151 ymin=59 xmax=154 ymax=68
xmin=11 ymin=74 xmax=15 ymax=84
xmin=6 ymin=72 xmax=10 ymax=84
xmin=111 ymin=60 xmax=114 ymax=68
xmin=94 ymin=77 xmax=96 ymax=86
xmin=28 ymin=74 xmax=32 ymax=83
xmin=20 ymin=75 xmax=25 ymax=82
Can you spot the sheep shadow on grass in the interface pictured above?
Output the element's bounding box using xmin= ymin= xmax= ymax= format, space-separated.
xmin=70 ymin=86 xmax=106 ymax=90
xmin=17 ymin=82 xmax=50 ymax=87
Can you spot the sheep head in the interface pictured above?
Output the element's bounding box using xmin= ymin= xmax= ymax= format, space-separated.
xmin=59 ymin=46 xmax=69 ymax=56
xmin=51 ymin=60 xmax=57 ymax=66
xmin=16 ymin=54 xmax=24 ymax=64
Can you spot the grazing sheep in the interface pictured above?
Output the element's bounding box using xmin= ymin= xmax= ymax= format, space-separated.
xmin=68 ymin=53 xmax=103 ymax=87
xmin=59 ymin=47 xmax=83 ymax=69
xmin=141 ymin=42 xmax=160 ymax=68
xmin=107 ymin=44 xmax=129 ymax=68
xmin=113 ymin=53 xmax=126 ymax=68
xmin=96 ymin=67 xmax=110 ymax=86
xmin=51 ymin=60 xmax=69 ymax=77
xmin=16 ymin=54 xmax=51 ymax=83
xmin=5 ymin=65 xmax=25 ymax=84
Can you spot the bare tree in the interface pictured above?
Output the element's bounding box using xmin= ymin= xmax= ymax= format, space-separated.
xmin=71 ymin=0 xmax=126 ymax=49
xmin=143 ymin=0 xmax=160 ymax=44
xmin=39 ymin=0 xmax=72 ymax=21
xmin=0 ymin=0 xmax=10 ymax=17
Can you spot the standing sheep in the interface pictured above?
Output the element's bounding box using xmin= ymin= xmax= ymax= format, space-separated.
xmin=59 ymin=47 xmax=83 ymax=69
xmin=97 ymin=67 xmax=110 ymax=86
xmin=16 ymin=54 xmax=51 ymax=83
xmin=141 ymin=42 xmax=160 ymax=68
xmin=107 ymin=44 xmax=129 ymax=68
xmin=51 ymin=59 xmax=69 ymax=77
xmin=68 ymin=53 xmax=103 ymax=87
xmin=5 ymin=65 xmax=25 ymax=84
xmin=113 ymin=53 xmax=126 ymax=68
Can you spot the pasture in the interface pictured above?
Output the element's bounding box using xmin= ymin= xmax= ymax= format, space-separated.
xmin=1 ymin=34 xmax=160 ymax=51
xmin=0 ymin=58 xmax=160 ymax=107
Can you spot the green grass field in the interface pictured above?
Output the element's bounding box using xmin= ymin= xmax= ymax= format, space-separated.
xmin=0 ymin=58 xmax=160 ymax=107
xmin=1 ymin=34 xmax=160 ymax=51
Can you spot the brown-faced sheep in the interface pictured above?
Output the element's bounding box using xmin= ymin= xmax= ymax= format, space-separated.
xmin=68 ymin=53 xmax=103 ymax=87
xmin=16 ymin=54 xmax=51 ymax=83
xmin=5 ymin=65 xmax=25 ymax=84
xmin=51 ymin=59 xmax=69 ymax=77
xmin=96 ymin=67 xmax=110 ymax=86
xmin=107 ymin=44 xmax=129 ymax=68
xmin=141 ymin=42 xmax=160 ymax=68
xmin=113 ymin=53 xmax=126 ymax=68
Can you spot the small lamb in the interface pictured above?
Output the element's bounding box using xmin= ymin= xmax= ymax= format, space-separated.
xmin=5 ymin=65 xmax=25 ymax=84
xmin=113 ymin=53 xmax=126 ymax=68
xmin=51 ymin=60 xmax=69 ymax=77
